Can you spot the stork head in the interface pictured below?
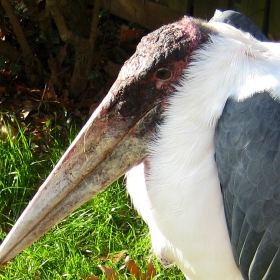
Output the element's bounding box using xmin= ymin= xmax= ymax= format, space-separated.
xmin=0 ymin=17 xmax=213 ymax=264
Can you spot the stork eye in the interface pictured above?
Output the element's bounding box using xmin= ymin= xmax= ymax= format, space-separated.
xmin=155 ymin=68 xmax=172 ymax=80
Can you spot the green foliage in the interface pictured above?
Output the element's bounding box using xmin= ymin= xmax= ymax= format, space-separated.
xmin=9 ymin=63 xmax=22 ymax=76
xmin=0 ymin=122 xmax=184 ymax=279
xmin=0 ymin=58 xmax=6 ymax=70
xmin=0 ymin=58 xmax=22 ymax=76
xmin=88 ymin=70 xmax=100 ymax=80
xmin=0 ymin=122 xmax=39 ymax=227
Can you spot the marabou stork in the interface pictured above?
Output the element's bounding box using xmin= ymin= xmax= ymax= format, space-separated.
xmin=1 ymin=11 xmax=280 ymax=280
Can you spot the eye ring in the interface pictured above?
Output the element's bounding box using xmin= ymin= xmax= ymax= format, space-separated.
xmin=155 ymin=68 xmax=172 ymax=80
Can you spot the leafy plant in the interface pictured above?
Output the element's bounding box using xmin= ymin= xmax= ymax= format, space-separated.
xmin=0 ymin=120 xmax=184 ymax=279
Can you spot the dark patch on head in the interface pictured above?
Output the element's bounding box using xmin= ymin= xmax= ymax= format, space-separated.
xmin=106 ymin=17 xmax=215 ymax=122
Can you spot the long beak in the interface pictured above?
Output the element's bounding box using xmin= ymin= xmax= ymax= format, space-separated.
xmin=0 ymin=83 xmax=162 ymax=264
xmin=0 ymin=14 xmax=195 ymax=264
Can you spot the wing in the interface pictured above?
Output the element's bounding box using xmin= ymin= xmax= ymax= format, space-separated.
xmin=210 ymin=10 xmax=269 ymax=42
xmin=215 ymin=92 xmax=280 ymax=280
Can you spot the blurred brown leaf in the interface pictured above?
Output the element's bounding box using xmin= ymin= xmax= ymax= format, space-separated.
xmin=80 ymin=256 xmax=157 ymax=280
xmin=20 ymin=100 xmax=34 ymax=119
xmin=119 ymin=29 xmax=144 ymax=43
xmin=99 ymin=265 xmax=118 ymax=279
xmin=79 ymin=272 xmax=101 ymax=280
xmin=103 ymin=61 xmax=122 ymax=78
xmin=125 ymin=256 xmax=140 ymax=277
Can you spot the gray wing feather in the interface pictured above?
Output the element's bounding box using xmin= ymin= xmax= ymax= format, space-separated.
xmin=212 ymin=10 xmax=278 ymax=279
xmin=215 ymin=92 xmax=280 ymax=279
xmin=210 ymin=10 xmax=269 ymax=42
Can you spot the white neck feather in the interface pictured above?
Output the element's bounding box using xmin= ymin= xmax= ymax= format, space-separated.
xmin=128 ymin=25 xmax=280 ymax=279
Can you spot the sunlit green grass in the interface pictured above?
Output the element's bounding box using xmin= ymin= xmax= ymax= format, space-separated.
xmin=0 ymin=120 xmax=184 ymax=279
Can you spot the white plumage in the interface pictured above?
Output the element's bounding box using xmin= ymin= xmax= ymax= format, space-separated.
xmin=127 ymin=23 xmax=280 ymax=279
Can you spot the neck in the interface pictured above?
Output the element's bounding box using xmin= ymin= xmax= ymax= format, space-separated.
xmin=145 ymin=29 xmax=280 ymax=279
